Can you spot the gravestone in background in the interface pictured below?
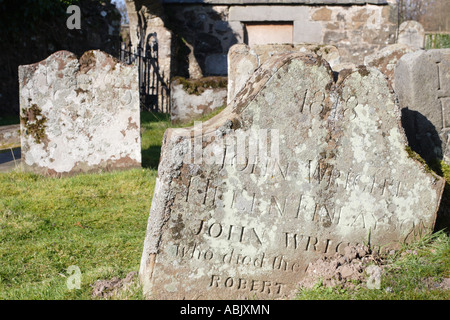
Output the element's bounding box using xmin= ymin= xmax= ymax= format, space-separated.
xmin=364 ymin=43 xmax=415 ymax=90
xmin=395 ymin=49 xmax=450 ymax=163
xmin=140 ymin=53 xmax=444 ymax=299
xmin=397 ymin=20 xmax=425 ymax=50
xmin=19 ymin=50 xmax=141 ymax=176
xmin=227 ymin=43 xmax=340 ymax=104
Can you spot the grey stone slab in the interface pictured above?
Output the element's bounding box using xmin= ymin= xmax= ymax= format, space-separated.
xmin=395 ymin=49 xmax=450 ymax=163
xmin=364 ymin=43 xmax=415 ymax=90
xmin=140 ymin=52 xmax=444 ymax=300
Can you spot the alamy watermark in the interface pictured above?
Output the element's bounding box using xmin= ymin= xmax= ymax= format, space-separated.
xmin=66 ymin=5 xmax=81 ymax=30
xmin=177 ymin=121 xmax=280 ymax=167
xmin=66 ymin=265 xmax=82 ymax=290
xmin=366 ymin=265 xmax=382 ymax=290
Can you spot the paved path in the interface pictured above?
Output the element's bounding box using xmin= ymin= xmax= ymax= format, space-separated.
xmin=0 ymin=148 xmax=21 ymax=173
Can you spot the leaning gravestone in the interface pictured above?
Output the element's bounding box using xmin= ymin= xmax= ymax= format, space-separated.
xmin=19 ymin=50 xmax=141 ymax=176
xmin=395 ymin=49 xmax=450 ymax=163
xmin=139 ymin=53 xmax=444 ymax=299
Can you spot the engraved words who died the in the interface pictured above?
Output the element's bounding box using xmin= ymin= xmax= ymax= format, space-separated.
xmin=139 ymin=52 xmax=444 ymax=299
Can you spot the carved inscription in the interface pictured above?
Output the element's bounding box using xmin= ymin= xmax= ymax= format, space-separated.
xmin=140 ymin=53 xmax=444 ymax=300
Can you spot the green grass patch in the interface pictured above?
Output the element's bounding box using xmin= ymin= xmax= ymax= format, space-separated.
xmin=0 ymin=109 xmax=225 ymax=299
xmin=0 ymin=168 xmax=155 ymax=299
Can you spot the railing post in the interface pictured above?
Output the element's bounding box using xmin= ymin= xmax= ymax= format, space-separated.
xmin=127 ymin=40 xmax=132 ymax=64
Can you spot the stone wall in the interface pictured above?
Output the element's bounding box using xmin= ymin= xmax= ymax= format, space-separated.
xmin=125 ymin=0 xmax=172 ymax=91
xmin=19 ymin=50 xmax=141 ymax=176
xmin=165 ymin=4 xmax=236 ymax=77
xmin=127 ymin=1 xmax=397 ymax=79
xmin=170 ymin=77 xmax=227 ymax=123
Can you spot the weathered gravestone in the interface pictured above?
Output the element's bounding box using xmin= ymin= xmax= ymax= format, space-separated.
xmin=139 ymin=53 xmax=444 ymax=299
xmin=364 ymin=43 xmax=415 ymax=90
xmin=227 ymin=43 xmax=340 ymax=104
xmin=395 ymin=49 xmax=450 ymax=163
xmin=397 ymin=21 xmax=425 ymax=50
xmin=19 ymin=50 xmax=141 ymax=176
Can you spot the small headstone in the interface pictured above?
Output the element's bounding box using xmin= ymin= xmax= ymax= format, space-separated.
xmin=140 ymin=53 xmax=444 ymax=299
xmin=398 ymin=21 xmax=425 ymax=50
xmin=364 ymin=43 xmax=415 ymax=89
xmin=19 ymin=50 xmax=141 ymax=176
xmin=395 ymin=49 xmax=450 ymax=163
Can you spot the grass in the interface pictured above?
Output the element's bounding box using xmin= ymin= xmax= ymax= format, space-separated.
xmin=0 ymin=168 xmax=156 ymax=299
xmin=0 ymin=109 xmax=449 ymax=300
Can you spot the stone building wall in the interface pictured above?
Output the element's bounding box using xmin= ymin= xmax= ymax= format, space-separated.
xmin=126 ymin=1 xmax=398 ymax=80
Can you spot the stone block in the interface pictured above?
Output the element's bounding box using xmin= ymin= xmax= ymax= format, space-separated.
xmin=395 ymin=49 xmax=450 ymax=163
xmin=364 ymin=43 xmax=415 ymax=89
xmin=227 ymin=43 xmax=340 ymax=103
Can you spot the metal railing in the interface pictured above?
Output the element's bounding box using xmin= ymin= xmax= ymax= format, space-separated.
xmin=120 ymin=33 xmax=170 ymax=113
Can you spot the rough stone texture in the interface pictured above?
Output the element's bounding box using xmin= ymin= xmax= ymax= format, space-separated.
xmin=170 ymin=77 xmax=227 ymax=123
xmin=227 ymin=43 xmax=340 ymax=103
xmin=0 ymin=125 xmax=20 ymax=150
xmin=139 ymin=52 xmax=444 ymax=299
xmin=228 ymin=4 xmax=397 ymax=64
xmin=127 ymin=0 xmax=396 ymax=80
xmin=395 ymin=49 xmax=450 ymax=163
xmin=19 ymin=50 xmax=141 ymax=176
xmin=398 ymin=20 xmax=425 ymax=50
xmin=164 ymin=4 xmax=236 ymax=77
xmin=364 ymin=43 xmax=415 ymax=89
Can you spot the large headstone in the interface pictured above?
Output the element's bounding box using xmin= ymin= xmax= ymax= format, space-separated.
xmin=395 ymin=49 xmax=450 ymax=163
xmin=398 ymin=21 xmax=425 ymax=50
xmin=140 ymin=53 xmax=444 ymax=299
xmin=19 ymin=50 xmax=141 ymax=176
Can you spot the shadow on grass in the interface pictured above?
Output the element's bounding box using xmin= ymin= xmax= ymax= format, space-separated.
xmin=142 ymin=145 xmax=163 ymax=169
xmin=140 ymin=111 xmax=171 ymax=124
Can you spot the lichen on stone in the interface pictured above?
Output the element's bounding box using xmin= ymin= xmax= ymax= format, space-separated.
xmin=20 ymin=103 xmax=47 ymax=144
xmin=172 ymin=76 xmax=227 ymax=96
